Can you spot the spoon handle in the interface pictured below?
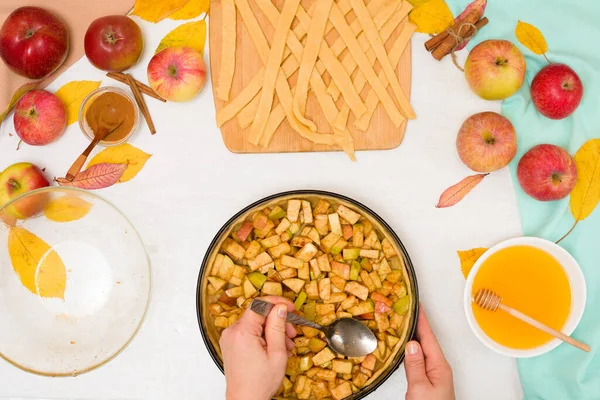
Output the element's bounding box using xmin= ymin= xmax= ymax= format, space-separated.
xmin=250 ymin=299 xmax=323 ymax=330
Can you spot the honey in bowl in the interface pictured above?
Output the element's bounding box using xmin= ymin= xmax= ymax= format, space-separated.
xmin=472 ymin=245 xmax=572 ymax=349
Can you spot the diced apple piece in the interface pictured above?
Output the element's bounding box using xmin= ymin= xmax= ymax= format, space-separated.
xmin=369 ymin=271 xmax=382 ymax=289
xmin=314 ymin=199 xmax=331 ymax=214
xmin=282 ymin=376 xmax=293 ymax=395
xmin=331 ymin=261 xmax=350 ymax=280
xmin=342 ymin=248 xmax=360 ymax=260
xmin=385 ymin=270 xmax=402 ymax=283
xmin=374 ymin=340 xmax=388 ymax=362
xmin=394 ymin=281 xmax=408 ymax=298
xmin=342 ymin=224 xmax=353 ymax=241
xmin=331 ymin=275 xmax=347 ymax=291
xmin=331 ymin=238 xmax=348 ymax=255
xmin=298 ymin=262 xmax=310 ymax=280
xmin=371 ymin=292 xmax=392 ymax=307
xmin=374 ymin=258 xmax=392 ymax=275
xmin=390 ymin=312 xmax=403 ymax=331
xmin=349 ymin=300 xmax=375 ymax=316
xmin=232 ymin=265 xmax=246 ymax=280
xmin=316 ymin=368 xmax=337 ymax=382
xmin=361 ymin=354 xmax=376 ymax=371
xmin=287 ymin=199 xmax=301 ymax=222
xmin=208 ymin=276 xmax=227 ymax=292
xmin=252 ymin=211 xmax=269 ymax=229
xmin=301 ymin=200 xmax=313 ymax=224
xmin=336 ymin=205 xmax=361 ymax=225
xmin=275 ymin=218 xmax=291 ymax=235
xmin=341 ymin=295 xmax=357 ymax=310
xmin=307 ymin=227 xmax=321 ymax=245
xmin=349 ymin=260 xmax=361 ymax=281
xmin=244 ymin=241 xmax=261 ymax=260
xmin=299 ymin=355 xmax=314 ymax=372
xmin=217 ymin=255 xmax=235 ymax=281
xmin=286 ymin=356 xmax=301 ymax=376
xmin=374 ymin=312 xmax=390 ymax=332
xmin=328 ymin=213 xmax=342 ymax=235
xmin=260 ymin=235 xmax=281 ymax=249
xmin=219 ymin=292 xmax=237 ymax=307
xmin=363 ymin=230 xmax=379 ymax=248
xmin=243 ymin=278 xmax=258 ymax=298
xmin=306 ymin=281 xmax=319 ymax=300
xmin=308 ymin=337 xmax=327 ymax=353
xmin=248 ymin=252 xmax=273 ymax=271
xmin=214 ymin=316 xmax=229 ymax=328
xmin=353 ymin=372 xmax=369 ymax=388
xmin=318 ymin=278 xmax=331 ymax=301
xmin=315 ymin=214 xmax=329 ymax=236
xmin=317 ymin=253 xmax=332 ymax=272
xmin=254 ymin=219 xmax=275 ymax=238
xmin=236 ymin=221 xmax=253 ymax=242
xmin=282 ymin=255 xmax=304 ymax=269
xmin=279 ymin=268 xmax=298 ymax=280
xmin=211 ymin=254 xmax=224 ymax=276
xmin=315 ymin=311 xmax=336 ymax=326
xmin=332 ymin=360 xmax=353 ymax=375
xmin=310 ymin=259 xmax=321 ymax=279
xmin=283 ymin=278 xmax=306 ymax=294
xmin=358 ymin=312 xmax=374 ymax=320
xmin=291 ymin=236 xmax=312 ymax=247
xmin=295 ymin=337 xmax=311 ymax=347
xmin=331 ymin=381 xmax=352 ymax=400
xmin=208 ymin=303 xmax=223 ymax=316
xmin=259 ymin=262 xmax=275 ymax=274
xmin=294 ymin=374 xmax=307 ymax=394
xmin=313 ymin=380 xmax=330 ymax=398
xmin=316 ymin=303 xmax=335 ymax=316
xmin=360 ymin=258 xmax=373 ymax=272
xmin=321 ymin=232 xmax=341 ymax=253
xmin=324 ymin=292 xmax=347 ymax=304
xmin=359 ymin=270 xmax=375 ymax=293
xmin=289 ymin=222 xmax=301 ymax=234
xmin=392 ymin=296 xmax=410 ymax=315
xmin=360 ymin=249 xmax=380 ymax=259
xmin=381 ymin=238 xmax=397 ymax=259
xmin=345 ymin=282 xmax=369 ymax=301
xmin=387 ymin=335 xmax=400 ymax=348
xmin=225 ymin=286 xmax=243 ymax=298
xmin=313 ymin=347 xmax=336 ymax=366
xmin=222 ymin=238 xmax=246 ymax=261
xmin=268 ymin=242 xmax=291 ymax=258
xmin=268 ymin=206 xmax=286 ymax=220
xmin=294 ymin=291 xmax=307 ymax=310
xmin=280 ymin=231 xmax=292 ymax=242
xmin=296 ymin=243 xmax=319 ymax=261
xmin=262 ymin=281 xmax=283 ymax=296
xmin=375 ymin=301 xmax=392 ymax=314
xmin=390 ymin=255 xmax=405 ymax=271
xmin=352 ymin=224 xmax=364 ymax=247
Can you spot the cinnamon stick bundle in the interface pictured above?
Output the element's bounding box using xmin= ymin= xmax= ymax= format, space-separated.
xmin=125 ymin=73 xmax=157 ymax=135
xmin=431 ymin=17 xmax=488 ymax=61
xmin=106 ymin=72 xmax=166 ymax=102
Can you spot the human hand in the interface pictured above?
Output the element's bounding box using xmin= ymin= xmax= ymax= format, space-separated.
xmin=220 ymin=296 xmax=297 ymax=400
xmin=404 ymin=305 xmax=455 ymax=400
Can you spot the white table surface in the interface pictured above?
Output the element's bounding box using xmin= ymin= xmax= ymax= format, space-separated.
xmin=0 ymin=15 xmax=524 ymax=400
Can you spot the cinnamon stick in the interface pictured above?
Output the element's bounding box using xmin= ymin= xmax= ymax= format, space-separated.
xmin=432 ymin=17 xmax=489 ymax=61
xmin=125 ymin=73 xmax=157 ymax=135
xmin=425 ymin=6 xmax=483 ymax=53
xmin=107 ymin=72 xmax=166 ymax=102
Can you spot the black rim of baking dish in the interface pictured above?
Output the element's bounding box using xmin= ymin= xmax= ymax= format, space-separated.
xmin=196 ymin=190 xmax=419 ymax=399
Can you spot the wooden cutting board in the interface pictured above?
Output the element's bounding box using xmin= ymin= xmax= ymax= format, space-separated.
xmin=209 ymin=0 xmax=412 ymax=154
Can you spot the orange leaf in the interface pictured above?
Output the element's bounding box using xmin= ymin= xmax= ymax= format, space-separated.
xmin=56 ymin=163 xmax=127 ymax=190
xmin=436 ymin=173 xmax=488 ymax=208
xmin=457 ymin=248 xmax=488 ymax=278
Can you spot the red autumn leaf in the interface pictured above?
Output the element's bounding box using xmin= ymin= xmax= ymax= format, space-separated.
xmin=56 ymin=163 xmax=127 ymax=190
xmin=436 ymin=173 xmax=488 ymax=208
xmin=454 ymin=0 xmax=487 ymax=51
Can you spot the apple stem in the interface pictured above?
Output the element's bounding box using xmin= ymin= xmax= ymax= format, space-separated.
xmin=7 ymin=179 xmax=21 ymax=190
xmin=543 ymin=53 xmax=551 ymax=64
xmin=556 ymin=220 xmax=578 ymax=244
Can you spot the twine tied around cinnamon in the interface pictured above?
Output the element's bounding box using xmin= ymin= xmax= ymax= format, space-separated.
xmin=447 ymin=22 xmax=479 ymax=72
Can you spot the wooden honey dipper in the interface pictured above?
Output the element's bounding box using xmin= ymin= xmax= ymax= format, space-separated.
xmin=473 ymin=289 xmax=590 ymax=352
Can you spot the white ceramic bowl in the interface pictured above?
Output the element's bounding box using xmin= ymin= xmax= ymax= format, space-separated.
xmin=464 ymin=236 xmax=586 ymax=358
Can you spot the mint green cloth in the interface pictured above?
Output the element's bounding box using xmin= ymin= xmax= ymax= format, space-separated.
xmin=445 ymin=0 xmax=600 ymax=398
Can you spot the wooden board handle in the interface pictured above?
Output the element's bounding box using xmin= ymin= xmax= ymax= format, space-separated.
xmin=499 ymin=304 xmax=590 ymax=352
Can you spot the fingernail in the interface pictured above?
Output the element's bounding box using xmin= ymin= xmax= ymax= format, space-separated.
xmin=407 ymin=341 xmax=418 ymax=355
xmin=277 ymin=305 xmax=287 ymax=318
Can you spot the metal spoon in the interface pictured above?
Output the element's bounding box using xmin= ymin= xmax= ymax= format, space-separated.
xmin=65 ymin=104 xmax=124 ymax=181
xmin=250 ymin=298 xmax=377 ymax=357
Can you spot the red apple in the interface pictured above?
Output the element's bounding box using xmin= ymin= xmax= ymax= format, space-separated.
xmin=14 ymin=90 xmax=66 ymax=146
xmin=84 ymin=15 xmax=143 ymax=72
xmin=147 ymin=47 xmax=206 ymax=102
xmin=0 ymin=7 xmax=69 ymax=79
xmin=456 ymin=112 xmax=517 ymax=172
xmin=517 ymin=144 xmax=577 ymax=201
xmin=464 ymin=40 xmax=526 ymax=100
xmin=531 ymin=64 xmax=583 ymax=120
xmin=0 ymin=162 xmax=50 ymax=221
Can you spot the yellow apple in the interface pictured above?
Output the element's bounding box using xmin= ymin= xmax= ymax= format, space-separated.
xmin=147 ymin=46 xmax=206 ymax=102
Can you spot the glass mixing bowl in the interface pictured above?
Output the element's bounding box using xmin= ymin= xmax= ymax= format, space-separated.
xmin=0 ymin=187 xmax=151 ymax=376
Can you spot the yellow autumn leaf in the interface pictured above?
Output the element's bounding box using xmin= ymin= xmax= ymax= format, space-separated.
xmin=8 ymin=227 xmax=67 ymax=299
xmin=409 ymin=0 xmax=454 ymax=34
xmin=515 ymin=20 xmax=548 ymax=55
xmin=457 ymin=248 xmax=488 ymax=279
xmin=169 ymin=0 xmax=209 ymax=20
xmin=557 ymin=139 xmax=600 ymax=243
xmin=0 ymin=82 xmax=39 ymax=124
xmin=405 ymin=0 xmax=431 ymax=6
xmin=132 ymin=0 xmax=189 ymax=23
xmin=155 ymin=20 xmax=207 ymax=55
xmin=87 ymin=143 xmax=151 ymax=183
xmin=44 ymin=195 xmax=93 ymax=223
xmin=55 ymin=80 xmax=101 ymax=126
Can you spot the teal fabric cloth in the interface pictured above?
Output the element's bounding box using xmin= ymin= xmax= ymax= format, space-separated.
xmin=444 ymin=0 xmax=600 ymax=398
